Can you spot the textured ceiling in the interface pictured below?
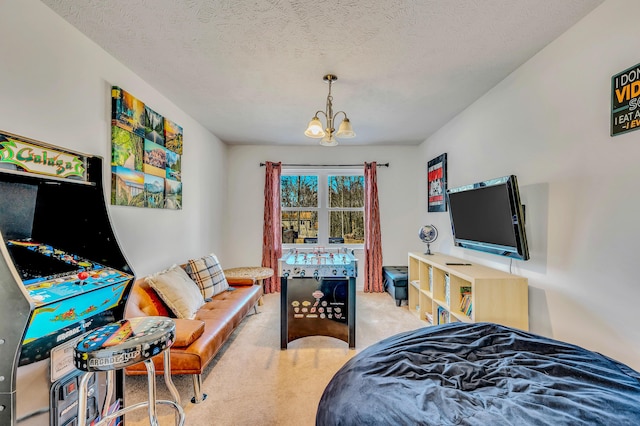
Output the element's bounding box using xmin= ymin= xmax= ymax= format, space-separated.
xmin=41 ymin=0 xmax=604 ymax=146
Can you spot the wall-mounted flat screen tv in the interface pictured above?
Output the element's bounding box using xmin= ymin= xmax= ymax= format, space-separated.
xmin=446 ymin=175 xmax=529 ymax=260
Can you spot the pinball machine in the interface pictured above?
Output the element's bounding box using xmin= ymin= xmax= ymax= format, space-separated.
xmin=0 ymin=131 xmax=134 ymax=425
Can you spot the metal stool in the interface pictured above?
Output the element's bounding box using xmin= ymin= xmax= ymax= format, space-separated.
xmin=74 ymin=317 xmax=185 ymax=426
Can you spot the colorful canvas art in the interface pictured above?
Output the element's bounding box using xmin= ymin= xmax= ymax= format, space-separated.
xmin=164 ymin=179 xmax=182 ymax=210
xmin=111 ymin=86 xmax=183 ymax=209
xmin=143 ymin=140 xmax=166 ymax=178
xmin=165 ymin=149 xmax=181 ymax=181
xmin=144 ymin=106 xmax=165 ymax=146
xmin=111 ymin=126 xmax=143 ymax=171
xmin=111 ymin=166 xmax=145 ymax=207
xmin=111 ymin=87 xmax=145 ymax=137
xmin=164 ymin=118 xmax=183 ymax=155
xmin=144 ymin=174 xmax=165 ymax=209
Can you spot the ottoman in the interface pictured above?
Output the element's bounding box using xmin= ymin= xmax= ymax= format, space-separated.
xmin=382 ymin=266 xmax=408 ymax=306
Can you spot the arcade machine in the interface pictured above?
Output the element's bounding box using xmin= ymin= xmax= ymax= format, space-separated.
xmin=0 ymin=131 xmax=134 ymax=425
xmin=279 ymin=248 xmax=357 ymax=349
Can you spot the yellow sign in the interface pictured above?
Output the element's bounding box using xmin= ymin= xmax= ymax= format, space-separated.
xmin=611 ymin=62 xmax=640 ymax=136
xmin=0 ymin=134 xmax=86 ymax=179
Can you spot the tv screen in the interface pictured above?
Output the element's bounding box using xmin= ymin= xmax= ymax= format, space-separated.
xmin=447 ymin=175 xmax=529 ymax=260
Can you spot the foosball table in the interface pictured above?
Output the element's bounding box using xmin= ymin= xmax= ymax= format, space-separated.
xmin=279 ymin=248 xmax=357 ymax=349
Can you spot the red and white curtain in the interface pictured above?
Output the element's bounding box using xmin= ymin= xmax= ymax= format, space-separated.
xmin=364 ymin=162 xmax=384 ymax=292
xmin=261 ymin=161 xmax=282 ymax=293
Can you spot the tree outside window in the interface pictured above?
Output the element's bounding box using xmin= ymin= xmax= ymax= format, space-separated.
xmin=281 ymin=172 xmax=364 ymax=246
xmin=328 ymin=176 xmax=364 ymax=244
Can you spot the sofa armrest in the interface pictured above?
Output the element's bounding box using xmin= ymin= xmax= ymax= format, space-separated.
xmin=125 ymin=278 xmax=171 ymax=318
xmin=173 ymin=318 xmax=206 ymax=348
xmin=227 ymin=277 xmax=256 ymax=286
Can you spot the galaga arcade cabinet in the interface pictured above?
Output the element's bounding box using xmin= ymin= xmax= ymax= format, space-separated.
xmin=0 ymin=131 xmax=134 ymax=426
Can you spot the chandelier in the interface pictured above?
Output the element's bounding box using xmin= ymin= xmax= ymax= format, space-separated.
xmin=304 ymin=74 xmax=356 ymax=146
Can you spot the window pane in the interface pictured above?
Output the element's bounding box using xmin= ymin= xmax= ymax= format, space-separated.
xmin=329 ymin=211 xmax=364 ymax=244
xmin=328 ymin=176 xmax=364 ymax=208
xmin=282 ymin=211 xmax=318 ymax=244
xmin=281 ymin=175 xmax=318 ymax=208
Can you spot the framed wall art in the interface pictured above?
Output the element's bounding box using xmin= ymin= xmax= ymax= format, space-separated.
xmin=427 ymin=153 xmax=447 ymax=212
xmin=111 ymin=86 xmax=182 ymax=210
xmin=611 ymin=62 xmax=640 ymax=136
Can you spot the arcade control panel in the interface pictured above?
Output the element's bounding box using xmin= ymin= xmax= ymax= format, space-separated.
xmin=6 ymin=240 xmax=132 ymax=306
xmin=5 ymin=240 xmax=133 ymax=366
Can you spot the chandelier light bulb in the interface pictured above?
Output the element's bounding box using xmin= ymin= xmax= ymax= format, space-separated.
xmin=320 ymin=134 xmax=338 ymax=147
xmin=304 ymin=116 xmax=325 ymax=138
xmin=335 ymin=118 xmax=355 ymax=138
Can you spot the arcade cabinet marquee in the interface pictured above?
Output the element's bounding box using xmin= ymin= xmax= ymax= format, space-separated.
xmin=0 ymin=130 xmax=134 ymax=426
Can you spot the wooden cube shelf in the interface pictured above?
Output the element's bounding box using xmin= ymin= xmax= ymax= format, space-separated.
xmin=408 ymin=252 xmax=529 ymax=330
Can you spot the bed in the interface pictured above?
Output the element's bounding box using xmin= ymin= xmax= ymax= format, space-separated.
xmin=316 ymin=322 xmax=640 ymax=425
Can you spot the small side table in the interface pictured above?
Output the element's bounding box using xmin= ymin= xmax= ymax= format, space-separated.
xmin=224 ymin=266 xmax=274 ymax=306
xmin=74 ymin=317 xmax=185 ymax=426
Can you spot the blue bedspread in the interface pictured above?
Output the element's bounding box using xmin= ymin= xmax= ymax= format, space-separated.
xmin=316 ymin=322 xmax=640 ymax=425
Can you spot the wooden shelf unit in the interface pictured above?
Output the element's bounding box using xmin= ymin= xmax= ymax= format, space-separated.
xmin=408 ymin=252 xmax=529 ymax=330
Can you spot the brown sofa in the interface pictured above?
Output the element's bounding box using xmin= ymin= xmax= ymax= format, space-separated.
xmin=124 ymin=270 xmax=263 ymax=403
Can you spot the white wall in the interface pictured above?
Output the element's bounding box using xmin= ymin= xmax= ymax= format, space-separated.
xmin=4 ymin=0 xmax=638 ymax=372
xmin=224 ymin=145 xmax=420 ymax=289
xmin=0 ymin=0 xmax=228 ymax=276
xmin=419 ymin=0 xmax=640 ymax=370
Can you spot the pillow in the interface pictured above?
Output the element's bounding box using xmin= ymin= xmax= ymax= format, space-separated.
xmin=141 ymin=284 xmax=171 ymax=317
xmin=145 ymin=265 xmax=204 ymax=319
xmin=184 ymin=253 xmax=229 ymax=298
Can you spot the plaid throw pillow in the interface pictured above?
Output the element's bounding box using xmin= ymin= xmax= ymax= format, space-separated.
xmin=185 ymin=254 xmax=229 ymax=298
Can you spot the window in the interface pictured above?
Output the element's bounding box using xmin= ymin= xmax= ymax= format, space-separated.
xmin=281 ymin=170 xmax=364 ymax=246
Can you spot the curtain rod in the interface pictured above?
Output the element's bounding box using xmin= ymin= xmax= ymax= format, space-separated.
xmin=259 ymin=162 xmax=389 ymax=167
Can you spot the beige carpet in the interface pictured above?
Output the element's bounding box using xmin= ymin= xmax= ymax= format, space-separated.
xmin=124 ymin=291 xmax=426 ymax=425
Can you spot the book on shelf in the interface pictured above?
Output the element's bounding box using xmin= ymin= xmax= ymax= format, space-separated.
xmin=459 ymin=286 xmax=472 ymax=317
xmin=428 ymin=266 xmax=433 ymax=293
xmin=425 ymin=312 xmax=433 ymax=324
xmin=437 ymin=306 xmax=449 ymax=325
xmin=444 ymin=274 xmax=450 ymax=307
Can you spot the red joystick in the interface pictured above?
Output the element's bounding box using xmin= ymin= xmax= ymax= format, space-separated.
xmin=78 ymin=271 xmax=89 ymax=280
